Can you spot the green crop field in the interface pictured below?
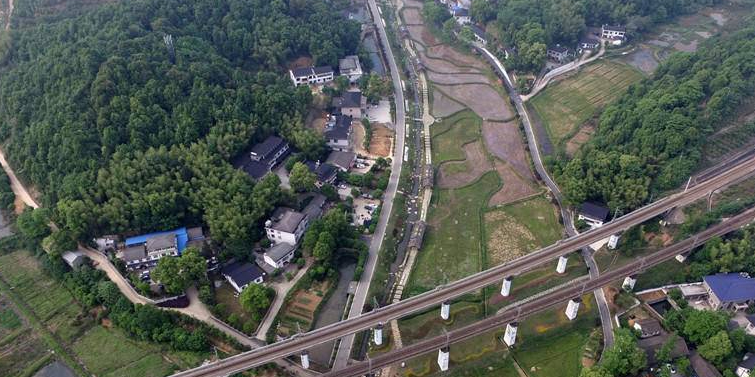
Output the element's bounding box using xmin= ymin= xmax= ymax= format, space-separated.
xmin=530 ymin=60 xmax=643 ymax=150
xmin=0 ymin=250 xmax=204 ymax=377
xmin=406 ymin=172 xmax=500 ymax=295
xmin=431 ymin=110 xmax=482 ymax=165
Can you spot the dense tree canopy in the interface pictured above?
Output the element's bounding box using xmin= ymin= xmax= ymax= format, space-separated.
xmin=475 ymin=0 xmax=718 ymax=72
xmin=556 ymin=23 xmax=755 ymax=211
xmin=151 ymin=247 xmax=208 ymax=295
xmin=0 ymin=0 xmax=360 ymax=247
xmin=601 ymin=328 xmax=647 ymax=377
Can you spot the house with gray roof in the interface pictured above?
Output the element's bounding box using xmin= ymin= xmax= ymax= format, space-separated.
xmin=338 ymin=55 xmax=363 ymax=83
xmin=737 ymin=353 xmax=755 ymax=377
xmin=326 ymin=150 xmax=357 ymax=172
xmin=263 ymin=242 xmax=297 ymax=269
xmin=289 ymin=66 xmax=334 ymax=87
xmin=325 ymin=115 xmax=353 ymax=151
xmin=62 ymin=250 xmax=87 ymax=270
xmin=265 ymin=208 xmax=309 ymax=245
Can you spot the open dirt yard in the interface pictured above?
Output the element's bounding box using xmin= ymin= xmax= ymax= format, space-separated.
xmin=425 ymin=45 xmax=488 ymax=69
xmin=431 ymin=89 xmax=466 ymax=118
xmin=489 ymin=161 xmax=539 ymax=206
xmin=481 ymin=120 xmax=533 ymax=181
xmin=426 ymin=70 xmax=490 ymax=85
xmin=400 ymin=7 xmax=423 ymax=25
xmin=406 ymin=25 xmax=440 ymax=47
xmin=354 ymin=122 xmax=393 ymax=158
xmin=437 ymin=141 xmax=492 ymax=189
xmin=435 ymin=84 xmax=513 ymax=121
xmin=419 ymin=52 xmax=483 ymax=74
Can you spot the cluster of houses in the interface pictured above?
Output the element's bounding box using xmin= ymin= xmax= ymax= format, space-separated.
xmin=546 ymin=24 xmax=626 ymax=63
xmin=288 ymin=55 xmax=363 ymax=88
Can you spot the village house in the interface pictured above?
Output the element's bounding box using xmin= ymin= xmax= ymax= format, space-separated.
xmin=601 ymin=24 xmax=626 ymax=45
xmin=690 ymin=351 xmax=722 ymax=377
xmin=305 ymin=160 xmax=338 ymax=187
xmin=338 ymin=55 xmax=363 ymax=83
xmin=265 ymin=208 xmax=309 ymax=245
xmin=326 ymin=150 xmax=357 ymax=172
xmin=289 ymin=66 xmax=334 ymax=87
xmin=325 ymin=115 xmax=353 ymax=151
xmin=746 ymin=315 xmax=755 ymax=336
xmin=468 ymin=24 xmax=488 ymax=45
xmin=737 ymin=353 xmax=755 ymax=377
xmin=637 ymin=332 xmax=689 ymax=366
xmin=578 ymin=202 xmax=610 ymax=228
xmin=577 ymin=37 xmax=600 ymax=53
xmin=633 ymin=318 xmax=662 ymax=339
xmin=118 ymin=227 xmax=200 ymax=270
xmin=703 ymin=273 xmax=755 ymax=311
xmin=452 ymin=7 xmax=470 ymax=25
xmin=236 ymin=135 xmax=291 ymax=180
xmin=546 ymin=45 xmax=570 ymax=63
xmin=62 ymin=250 xmax=87 ymax=270
xmin=221 ymin=261 xmax=266 ymax=293
xmin=333 ymin=91 xmax=366 ymax=119
xmin=263 ymin=242 xmax=297 ymax=269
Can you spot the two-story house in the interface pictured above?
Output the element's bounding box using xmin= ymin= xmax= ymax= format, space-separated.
xmin=221 ymin=261 xmax=266 ymax=293
xmin=263 ymin=242 xmax=297 ymax=269
xmin=237 ymin=136 xmax=291 ymax=180
xmin=325 ymin=115 xmax=353 ymax=151
xmin=601 ymin=24 xmax=626 ymax=45
xmin=334 ymin=91 xmax=366 ymax=119
xmin=289 ymin=66 xmax=334 ymax=87
xmin=339 ymin=55 xmax=363 ymax=83
xmin=452 ymin=7 xmax=470 ymax=25
xmin=737 ymin=353 xmax=755 ymax=377
xmin=119 ymin=227 xmax=192 ymax=270
xmin=704 ymin=273 xmax=755 ymax=311
xmin=305 ymin=160 xmax=338 ymax=188
xmin=547 ymin=45 xmax=570 ymax=63
xmin=265 ymin=208 xmax=309 ymax=245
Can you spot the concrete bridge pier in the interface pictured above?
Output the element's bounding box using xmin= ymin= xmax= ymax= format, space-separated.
xmin=441 ymin=300 xmax=450 ymax=320
xmin=622 ymin=275 xmax=637 ymax=291
xmin=556 ymin=255 xmax=568 ymax=274
xmin=565 ymin=298 xmax=581 ymax=320
xmin=503 ymin=322 xmax=518 ymax=346
xmin=374 ymin=323 xmax=384 ymax=346
xmin=300 ymin=351 xmax=310 ymax=369
xmin=501 ymin=276 xmax=512 ymax=297
xmin=437 ymin=346 xmax=450 ymax=371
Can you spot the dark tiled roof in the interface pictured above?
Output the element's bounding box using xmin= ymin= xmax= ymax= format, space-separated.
xmin=637 ymin=333 xmax=689 ymax=365
xmin=221 ymin=261 xmax=265 ymax=288
xmin=303 ymin=194 xmax=326 ymax=220
xmin=549 ymin=45 xmax=569 ymax=54
xmin=739 ymin=353 xmax=755 ymax=370
xmin=580 ymin=38 xmax=600 ymax=46
xmin=602 ymin=24 xmax=626 ymax=32
xmin=292 ymin=67 xmax=314 ymax=77
xmin=146 ymin=233 xmax=176 ymax=252
xmin=635 ymin=318 xmax=662 ymax=337
xmin=241 ymin=160 xmax=270 ymax=179
xmin=121 ymin=245 xmax=146 ymax=262
xmin=325 ymin=115 xmax=352 ymax=140
xmin=340 ymin=91 xmax=362 ymax=108
xmin=690 ymin=351 xmax=722 ymax=377
xmin=580 ymin=202 xmax=610 ymax=222
xmin=251 ymin=136 xmax=286 ymax=160
xmin=313 ymin=66 xmax=333 ymax=75
xmin=453 ymin=8 xmax=468 ymax=16
xmin=469 ymin=24 xmax=487 ymax=39
xmin=704 ymin=273 xmax=755 ymax=302
xmin=306 ymin=161 xmax=338 ymax=183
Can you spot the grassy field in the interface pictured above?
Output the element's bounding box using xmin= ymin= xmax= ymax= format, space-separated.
xmin=0 ymin=250 xmax=205 ymax=377
xmin=431 ymin=110 xmax=482 ymax=165
xmin=406 ymin=172 xmax=500 ymax=295
xmin=485 ymin=196 xmax=563 ymax=267
xmin=530 ymin=61 xmax=643 ymax=151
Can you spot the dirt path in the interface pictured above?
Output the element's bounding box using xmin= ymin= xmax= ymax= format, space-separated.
xmin=0 ymin=148 xmax=40 ymax=210
xmin=4 ymin=0 xmax=13 ymax=31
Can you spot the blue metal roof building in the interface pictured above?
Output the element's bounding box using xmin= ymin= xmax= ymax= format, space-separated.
xmin=704 ymin=273 xmax=755 ymax=311
xmin=125 ymin=227 xmax=189 ymax=253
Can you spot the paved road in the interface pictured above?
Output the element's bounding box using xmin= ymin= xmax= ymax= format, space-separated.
xmin=332 ymin=0 xmax=407 ymax=368
xmin=475 ymin=45 xmax=616 ymax=348
xmin=169 ymin=152 xmax=755 ymax=377
xmin=255 ymin=258 xmax=313 ymax=341
xmin=321 ymin=206 xmax=755 ymax=377
xmin=521 ymin=41 xmax=606 ymax=101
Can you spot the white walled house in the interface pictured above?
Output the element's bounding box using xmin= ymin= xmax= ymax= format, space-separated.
xmin=339 ymin=55 xmax=363 ymax=83
xmin=221 ymin=261 xmax=265 ymax=293
xmin=325 ymin=115 xmax=353 ymax=151
xmin=703 ymin=273 xmax=755 ymax=311
xmin=263 ymin=242 xmax=297 ymax=269
xmin=601 ymin=24 xmax=626 ymax=45
xmin=578 ymin=202 xmax=610 ymax=228
xmin=737 ymin=353 xmax=754 ymax=377
xmin=265 ymin=208 xmax=309 ymax=245
xmin=289 ymin=66 xmax=334 ymax=87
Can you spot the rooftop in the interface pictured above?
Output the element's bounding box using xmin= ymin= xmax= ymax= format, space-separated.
xmin=146 ymin=233 xmax=176 ymax=252
xmin=690 ymin=351 xmax=722 ymax=377
xmin=453 ymin=7 xmax=468 ymax=16
xmin=251 ymin=136 xmax=286 ymax=159
xmin=704 ymin=273 xmax=755 ymax=302
xmin=221 ymin=261 xmax=265 ymax=288
xmin=313 ymin=66 xmax=333 ymax=75
xmin=120 ymin=245 xmax=147 ymax=262
xmin=549 ymin=45 xmax=569 ymax=54
xmin=634 ymin=318 xmax=662 ymax=337
xmin=291 ymin=66 xmax=333 ymax=77
xmin=306 ymin=161 xmax=338 ymax=183
xmin=340 ymin=91 xmax=363 ymax=108
xmin=62 ymin=250 xmax=85 ymax=264
xmin=265 ymin=242 xmax=296 ymax=262
xmin=339 ymin=55 xmax=361 ymax=72
xmin=302 ymin=193 xmax=326 ymax=220
xmin=602 ymin=24 xmax=626 ymax=32
xmin=637 ymin=332 xmax=689 ymax=365
xmin=468 ymin=24 xmax=487 ymax=39
xmin=125 ymin=228 xmax=188 ymax=253
xmin=579 ymin=202 xmax=610 ymax=222
xmin=268 ymin=208 xmax=306 ymax=233
xmin=579 ymin=37 xmax=600 ymax=45
xmin=325 ymin=115 xmax=352 ymax=141
xmin=326 ymin=150 xmax=357 ymax=171
xmin=739 ymin=353 xmax=755 ymax=370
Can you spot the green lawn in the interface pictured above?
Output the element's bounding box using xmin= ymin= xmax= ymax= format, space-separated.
xmin=73 ymin=326 xmax=179 ymax=377
xmin=485 ymin=196 xmax=563 ymax=268
xmin=431 ymin=110 xmax=482 ymax=165
xmin=406 ymin=172 xmax=501 ymax=295
xmin=530 ymin=60 xmax=643 ymax=149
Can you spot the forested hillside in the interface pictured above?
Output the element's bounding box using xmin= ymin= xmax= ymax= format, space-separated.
xmin=0 ymin=0 xmax=360 ymax=249
xmin=554 ymin=20 xmax=755 ymax=211
xmin=469 ymin=0 xmax=719 ymax=71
